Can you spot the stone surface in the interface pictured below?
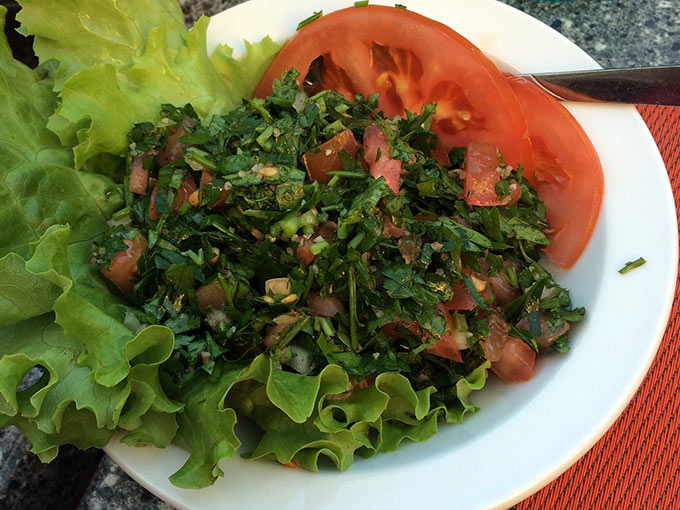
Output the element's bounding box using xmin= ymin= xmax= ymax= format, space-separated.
xmin=0 ymin=427 xmax=29 ymax=497
xmin=0 ymin=440 xmax=103 ymax=510
xmin=0 ymin=1 xmax=677 ymax=510
xmin=77 ymin=457 xmax=174 ymax=510
xmin=501 ymin=0 xmax=680 ymax=68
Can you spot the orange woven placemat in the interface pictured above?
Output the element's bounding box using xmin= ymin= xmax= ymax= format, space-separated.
xmin=516 ymin=105 xmax=680 ymax=510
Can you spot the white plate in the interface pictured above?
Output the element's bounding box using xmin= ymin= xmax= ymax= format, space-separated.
xmin=105 ymin=1 xmax=678 ymax=509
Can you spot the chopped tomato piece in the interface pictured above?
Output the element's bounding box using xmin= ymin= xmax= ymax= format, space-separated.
xmin=100 ymin=231 xmax=147 ymax=293
xmin=445 ymin=280 xmax=478 ymax=311
xmin=263 ymin=323 xmax=287 ymax=348
xmin=295 ymin=238 xmax=316 ymax=266
xmin=302 ymin=129 xmax=358 ymax=184
xmin=155 ymin=125 xmax=187 ymax=166
xmin=516 ymin=314 xmax=570 ymax=351
xmin=425 ymin=304 xmax=463 ymax=362
xmin=315 ymin=221 xmax=337 ymax=240
xmin=254 ymin=5 xmax=533 ymax=173
xmin=490 ymin=337 xmax=536 ymax=383
xmin=371 ymin=159 xmax=401 ymax=194
xmin=362 ymin=124 xmax=386 ymax=163
xmin=307 ymin=292 xmax=346 ymax=317
xmin=382 ymin=215 xmax=407 ymax=238
xmin=486 ymin=275 xmax=520 ymax=305
xmin=506 ymin=76 xmax=604 ymax=268
xmin=382 ymin=305 xmax=462 ymax=363
xmin=200 ymin=170 xmax=229 ymax=207
xmin=381 ymin=318 xmax=420 ymax=339
xmin=195 ymin=279 xmax=226 ymax=312
xmin=129 ymin=154 xmax=149 ymax=195
xmin=486 ymin=261 xmax=521 ymax=305
xmin=363 ymin=124 xmax=400 ymax=193
xmin=481 ymin=313 xmax=535 ymax=383
xmin=149 ymin=174 xmax=198 ymax=221
xmin=445 ymin=266 xmax=493 ymax=311
xmin=295 ymin=221 xmax=337 ymax=265
xmin=463 ymin=141 xmax=521 ymax=206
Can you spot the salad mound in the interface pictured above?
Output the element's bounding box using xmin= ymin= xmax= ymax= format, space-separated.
xmin=0 ymin=0 xmax=592 ymax=491
xmin=94 ymin=70 xmax=583 ymax=485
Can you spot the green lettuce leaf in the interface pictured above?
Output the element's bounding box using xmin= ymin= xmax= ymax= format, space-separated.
xmin=210 ymin=37 xmax=282 ymax=102
xmin=169 ymin=366 xmax=243 ymax=489
xmin=0 ymin=311 xmax=179 ymax=459
xmin=17 ymin=0 xmax=282 ymax=167
xmin=0 ymin=226 xmax=179 ymax=460
xmin=16 ymin=0 xmax=187 ymax=91
xmin=0 ymin=4 xmax=179 ymax=462
xmin=0 ymin=11 xmax=116 ymax=260
xmin=166 ymin=355 xmax=489 ymax=487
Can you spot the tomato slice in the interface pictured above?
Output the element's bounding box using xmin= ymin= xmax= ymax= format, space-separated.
xmin=254 ymin=5 xmax=533 ymax=174
xmin=507 ymin=76 xmax=604 ymax=269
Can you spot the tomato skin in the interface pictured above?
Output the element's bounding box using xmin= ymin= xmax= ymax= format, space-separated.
xmin=302 ymin=129 xmax=358 ymax=184
xmin=149 ymin=174 xmax=198 ymax=221
xmin=100 ymin=232 xmax=148 ymax=293
xmin=506 ymin=76 xmax=604 ymax=269
xmin=254 ymin=5 xmax=533 ymax=174
xmin=464 ymin=141 xmax=521 ymax=206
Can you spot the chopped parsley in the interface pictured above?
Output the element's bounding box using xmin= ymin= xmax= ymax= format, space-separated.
xmin=296 ymin=11 xmax=323 ymax=30
xmin=619 ymin=257 xmax=646 ymax=274
xmin=96 ymin=69 xmax=584 ymax=397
